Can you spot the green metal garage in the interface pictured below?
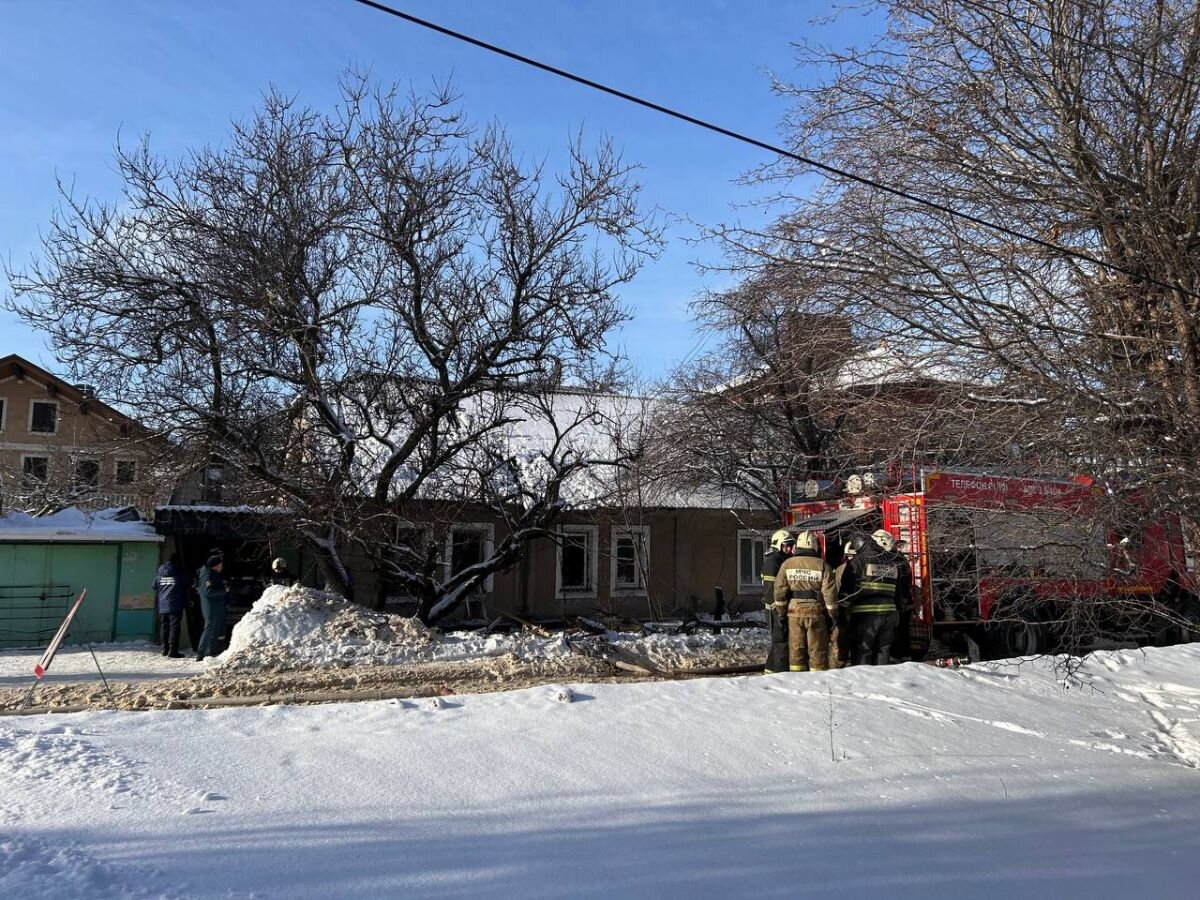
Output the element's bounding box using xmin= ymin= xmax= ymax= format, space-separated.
xmin=0 ymin=508 xmax=162 ymax=649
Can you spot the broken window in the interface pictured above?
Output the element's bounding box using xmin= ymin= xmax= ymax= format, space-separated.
xmin=558 ymin=526 xmax=596 ymax=596
xmin=22 ymin=455 xmax=48 ymax=483
xmin=73 ymin=458 xmax=100 ymax=492
xmin=612 ymin=526 xmax=649 ymax=594
xmin=115 ymin=459 xmax=137 ymax=485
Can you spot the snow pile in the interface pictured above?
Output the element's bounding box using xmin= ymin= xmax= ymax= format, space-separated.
xmin=216 ymin=585 xmax=437 ymax=671
xmin=213 ymin=585 xmax=765 ymax=673
xmin=628 ymin=630 xmax=767 ymax=669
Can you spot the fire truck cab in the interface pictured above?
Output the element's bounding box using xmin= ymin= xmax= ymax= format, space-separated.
xmin=785 ymin=469 xmax=1199 ymax=660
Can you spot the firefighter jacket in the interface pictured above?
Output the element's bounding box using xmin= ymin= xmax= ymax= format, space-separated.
xmin=841 ymin=546 xmax=911 ymax=616
xmin=773 ymin=550 xmax=839 ymax=616
xmin=761 ymin=549 xmax=789 ymax=607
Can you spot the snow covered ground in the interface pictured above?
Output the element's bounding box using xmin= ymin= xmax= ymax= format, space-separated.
xmin=0 ymin=643 xmax=203 ymax=687
xmin=3 ymin=645 xmax=1200 ymax=898
xmin=0 ymin=587 xmax=766 ymax=695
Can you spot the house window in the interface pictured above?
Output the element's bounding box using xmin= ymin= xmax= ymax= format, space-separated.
xmin=447 ymin=525 xmax=495 ymax=594
xmin=0 ymin=397 xmax=7 ymax=431
xmin=556 ymin=525 xmax=598 ymax=599
xmin=115 ymin=459 xmax=137 ymax=485
xmin=200 ymin=464 xmax=224 ymax=503
xmin=611 ymin=525 xmax=649 ymax=595
xmin=22 ymin=455 xmax=49 ymax=483
xmin=73 ymin=458 xmax=100 ymax=492
xmin=29 ymin=400 xmax=58 ymax=434
xmin=383 ymin=527 xmax=427 ymax=601
xmin=738 ymin=530 xmax=767 ymax=592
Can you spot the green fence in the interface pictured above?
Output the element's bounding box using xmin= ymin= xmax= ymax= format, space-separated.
xmin=0 ymin=541 xmax=159 ymax=649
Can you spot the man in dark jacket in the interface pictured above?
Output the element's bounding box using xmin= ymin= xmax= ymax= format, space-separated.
xmin=840 ymin=529 xmax=911 ymax=665
xmin=195 ymin=555 xmax=230 ymax=662
xmin=154 ymin=554 xmax=188 ymax=658
xmin=762 ymin=529 xmax=795 ymax=673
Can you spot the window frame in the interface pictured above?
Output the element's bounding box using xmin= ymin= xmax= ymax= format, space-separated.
xmin=381 ymin=525 xmax=428 ymax=602
xmin=610 ymin=525 xmax=650 ymax=597
xmin=21 ymin=453 xmax=49 ymax=484
xmin=27 ymin=399 xmax=59 ymax=435
xmin=0 ymin=396 xmax=7 ymax=432
xmin=114 ymin=457 xmax=138 ymax=485
xmin=445 ymin=523 xmax=496 ymax=594
xmin=555 ymin=524 xmax=599 ymax=600
xmin=737 ymin=529 xmax=767 ymax=593
xmin=200 ymin=463 xmax=225 ymax=503
xmin=72 ymin=456 xmax=101 ymax=492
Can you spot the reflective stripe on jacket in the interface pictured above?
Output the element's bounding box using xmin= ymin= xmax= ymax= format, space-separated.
xmin=841 ymin=548 xmax=910 ymax=615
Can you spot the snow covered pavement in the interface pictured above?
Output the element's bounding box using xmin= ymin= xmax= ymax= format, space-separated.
xmin=0 ymin=642 xmax=203 ymax=687
xmin=3 ymin=645 xmax=1200 ymax=898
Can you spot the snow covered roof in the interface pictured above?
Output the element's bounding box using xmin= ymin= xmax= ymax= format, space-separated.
xmin=0 ymin=506 xmax=162 ymax=543
xmin=834 ymin=344 xmax=964 ymax=389
xmin=156 ymin=505 xmax=291 ymax=515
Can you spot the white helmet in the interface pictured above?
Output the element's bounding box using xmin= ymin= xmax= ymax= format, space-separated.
xmin=872 ymin=529 xmax=896 ymax=552
xmin=769 ymin=529 xmax=795 ymax=552
xmin=794 ymin=530 xmax=818 ymax=552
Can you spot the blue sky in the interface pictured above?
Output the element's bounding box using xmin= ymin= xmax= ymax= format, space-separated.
xmin=0 ymin=1 xmax=880 ymax=380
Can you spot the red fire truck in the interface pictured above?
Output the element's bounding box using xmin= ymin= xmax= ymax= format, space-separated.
xmin=784 ymin=469 xmax=1200 ymax=660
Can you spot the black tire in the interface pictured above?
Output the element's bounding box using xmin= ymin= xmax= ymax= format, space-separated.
xmin=983 ymin=618 xmax=1043 ymax=659
xmin=1180 ymin=593 xmax=1200 ymax=644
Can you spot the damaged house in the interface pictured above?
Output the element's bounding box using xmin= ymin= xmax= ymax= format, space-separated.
xmin=156 ymin=385 xmax=777 ymax=625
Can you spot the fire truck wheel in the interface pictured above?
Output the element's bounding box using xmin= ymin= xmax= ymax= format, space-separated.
xmin=984 ymin=620 xmax=1043 ymax=659
xmin=1180 ymin=593 xmax=1200 ymax=644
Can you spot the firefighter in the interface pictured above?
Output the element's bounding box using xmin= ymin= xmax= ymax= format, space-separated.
xmin=832 ymin=532 xmax=870 ymax=667
xmin=762 ymin=529 xmax=795 ymax=674
xmin=841 ymin=529 xmax=911 ymax=665
xmin=892 ymin=538 xmax=914 ymax=662
xmin=773 ymin=531 xmax=839 ymax=672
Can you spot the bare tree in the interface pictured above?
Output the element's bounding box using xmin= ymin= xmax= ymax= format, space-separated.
xmin=655 ymin=263 xmax=1013 ymax=515
xmin=7 ymin=76 xmax=661 ymax=624
xmin=698 ymin=0 xmax=1200 ymax=651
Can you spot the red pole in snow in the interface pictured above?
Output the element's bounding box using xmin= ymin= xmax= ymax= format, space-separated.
xmin=33 ymin=588 xmax=88 ymax=679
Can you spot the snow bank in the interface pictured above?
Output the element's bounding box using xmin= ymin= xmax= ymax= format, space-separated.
xmin=213 ymin=585 xmax=766 ymax=673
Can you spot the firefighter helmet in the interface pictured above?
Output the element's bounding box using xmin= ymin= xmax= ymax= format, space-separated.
xmin=872 ymin=529 xmax=897 ymax=552
xmin=794 ymin=530 xmax=818 ymax=552
xmin=769 ymin=529 xmax=795 ymax=552
xmin=844 ymin=533 xmax=870 ymax=557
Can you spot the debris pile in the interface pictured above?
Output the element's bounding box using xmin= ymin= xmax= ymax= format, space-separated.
xmin=212 ymin=585 xmax=766 ymax=675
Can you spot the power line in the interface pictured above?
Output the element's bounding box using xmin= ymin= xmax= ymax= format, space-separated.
xmin=348 ymin=0 xmax=1195 ymax=299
